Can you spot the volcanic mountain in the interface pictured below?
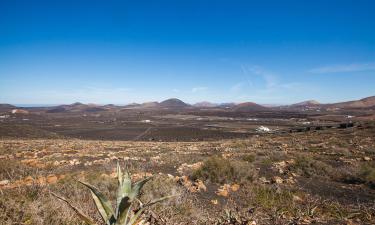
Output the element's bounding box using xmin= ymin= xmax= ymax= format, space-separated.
xmin=140 ymin=102 xmax=159 ymax=108
xmin=327 ymin=96 xmax=375 ymax=109
xmin=233 ymin=102 xmax=268 ymax=112
xmin=218 ymin=103 xmax=236 ymax=109
xmin=292 ymin=100 xmax=320 ymax=106
xmin=46 ymin=102 xmax=107 ymax=113
xmin=159 ymin=98 xmax=189 ymax=108
xmin=0 ymin=104 xmax=16 ymax=109
xmin=193 ymin=101 xmax=218 ymax=108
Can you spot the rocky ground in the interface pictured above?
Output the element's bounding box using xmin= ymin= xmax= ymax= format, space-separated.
xmin=0 ymin=123 xmax=375 ymax=224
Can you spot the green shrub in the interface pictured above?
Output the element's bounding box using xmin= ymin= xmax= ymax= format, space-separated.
xmin=191 ymin=156 xmax=255 ymax=184
xmin=253 ymin=186 xmax=294 ymax=210
xmin=359 ymin=163 xmax=375 ymax=188
xmin=290 ymin=155 xmax=334 ymax=178
xmin=242 ymin=153 xmax=256 ymax=163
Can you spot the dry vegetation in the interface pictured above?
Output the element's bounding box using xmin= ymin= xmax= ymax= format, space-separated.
xmin=1 ymin=123 xmax=375 ymax=224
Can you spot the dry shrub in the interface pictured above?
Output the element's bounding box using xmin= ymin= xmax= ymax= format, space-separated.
xmin=290 ymin=155 xmax=335 ymax=178
xmin=242 ymin=153 xmax=256 ymax=163
xmin=0 ymin=160 xmax=38 ymax=181
xmin=191 ymin=156 xmax=256 ymax=184
xmin=141 ymin=175 xmax=207 ymax=224
xmin=358 ymin=162 xmax=375 ymax=189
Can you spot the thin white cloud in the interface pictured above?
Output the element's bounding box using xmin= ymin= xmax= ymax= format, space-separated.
xmin=191 ymin=87 xmax=208 ymax=93
xmin=239 ymin=64 xmax=253 ymax=87
xmin=230 ymin=82 xmax=245 ymax=92
xmin=309 ymin=62 xmax=375 ymax=73
xmin=247 ymin=65 xmax=278 ymax=88
xmin=229 ymin=64 xmax=314 ymax=103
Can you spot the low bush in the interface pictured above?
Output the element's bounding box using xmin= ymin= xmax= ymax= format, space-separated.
xmin=290 ymin=155 xmax=335 ymax=178
xmin=358 ymin=162 xmax=375 ymax=189
xmin=242 ymin=153 xmax=256 ymax=163
xmin=191 ymin=156 xmax=256 ymax=184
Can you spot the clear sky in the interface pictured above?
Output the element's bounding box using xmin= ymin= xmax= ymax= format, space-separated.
xmin=0 ymin=0 xmax=374 ymax=105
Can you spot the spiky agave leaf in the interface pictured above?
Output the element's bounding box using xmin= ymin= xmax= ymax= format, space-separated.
xmin=128 ymin=195 xmax=177 ymax=225
xmin=117 ymin=161 xmax=123 ymax=187
xmin=116 ymin=170 xmax=132 ymax=218
xmin=127 ymin=207 xmax=146 ymax=225
xmin=115 ymin=196 xmax=132 ymax=225
xmin=143 ymin=195 xmax=178 ymax=208
xmin=128 ymin=176 xmax=152 ymax=200
xmin=121 ymin=171 xmax=132 ymax=197
xmin=51 ymin=192 xmax=97 ymax=225
xmin=78 ymin=181 xmax=115 ymax=224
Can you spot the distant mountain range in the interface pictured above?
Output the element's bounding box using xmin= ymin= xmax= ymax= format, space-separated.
xmin=1 ymin=96 xmax=375 ymax=113
xmin=285 ymin=96 xmax=375 ymax=109
xmin=193 ymin=101 xmax=218 ymax=108
xmin=0 ymin=104 xmax=16 ymax=109
xmin=325 ymin=96 xmax=375 ymax=109
xmin=232 ymin=102 xmax=268 ymax=112
xmin=291 ymin=100 xmax=321 ymax=107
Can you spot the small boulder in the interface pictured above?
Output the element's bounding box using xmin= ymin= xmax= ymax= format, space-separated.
xmin=272 ymin=176 xmax=283 ymax=184
xmin=363 ymin=156 xmax=372 ymax=161
xmin=0 ymin=179 xmax=10 ymax=186
xmin=46 ymin=175 xmax=58 ymax=184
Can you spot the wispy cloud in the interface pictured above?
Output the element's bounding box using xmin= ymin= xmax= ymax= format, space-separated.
xmin=230 ymin=82 xmax=245 ymax=92
xmin=191 ymin=86 xmax=208 ymax=93
xmin=229 ymin=64 xmax=313 ymax=103
xmin=309 ymin=62 xmax=375 ymax=73
xmin=239 ymin=64 xmax=254 ymax=87
xmin=246 ymin=65 xmax=279 ymax=88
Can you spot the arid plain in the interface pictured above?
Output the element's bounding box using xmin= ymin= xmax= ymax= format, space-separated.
xmin=1 ymin=97 xmax=375 ymax=224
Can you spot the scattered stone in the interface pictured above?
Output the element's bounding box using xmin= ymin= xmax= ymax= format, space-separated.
xmin=178 ymin=176 xmax=207 ymax=193
xmin=0 ymin=179 xmax=10 ymax=186
xmin=231 ymin=184 xmax=240 ymax=192
xmin=259 ymin=177 xmax=270 ymax=184
xmin=46 ymin=175 xmax=58 ymax=184
xmin=195 ymin=179 xmax=207 ymax=192
xmin=37 ymin=177 xmax=47 ymax=185
xmin=24 ymin=176 xmax=34 ymax=186
xmin=292 ymin=195 xmax=303 ymax=202
xmin=216 ymin=184 xmax=230 ymax=197
xmin=363 ymin=156 xmax=372 ymax=161
xmin=211 ymin=199 xmax=219 ymax=205
xmin=272 ymin=176 xmax=283 ymax=184
xmin=285 ymin=176 xmax=296 ymax=184
xmin=177 ymin=162 xmax=203 ymax=175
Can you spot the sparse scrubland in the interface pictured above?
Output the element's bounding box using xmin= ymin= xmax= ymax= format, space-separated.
xmin=1 ymin=123 xmax=375 ymax=224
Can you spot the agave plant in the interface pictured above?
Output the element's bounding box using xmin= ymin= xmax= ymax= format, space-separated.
xmin=52 ymin=162 xmax=176 ymax=225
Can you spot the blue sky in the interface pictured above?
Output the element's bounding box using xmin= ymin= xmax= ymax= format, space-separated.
xmin=0 ymin=0 xmax=374 ymax=104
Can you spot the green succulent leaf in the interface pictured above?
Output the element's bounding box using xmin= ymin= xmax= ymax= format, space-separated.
xmin=128 ymin=176 xmax=152 ymax=200
xmin=79 ymin=181 xmax=115 ymax=223
xmin=116 ymin=196 xmax=132 ymax=225
xmin=117 ymin=171 xmax=132 ymax=217
xmin=143 ymin=195 xmax=177 ymax=208
xmin=127 ymin=207 xmax=146 ymax=225
xmin=117 ymin=161 xmax=123 ymax=187
xmin=122 ymin=172 xmax=132 ymax=197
